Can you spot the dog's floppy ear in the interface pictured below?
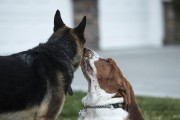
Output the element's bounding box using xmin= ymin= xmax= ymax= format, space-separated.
xmin=126 ymin=83 xmax=144 ymax=120
xmin=108 ymin=58 xmax=144 ymax=119
xmin=74 ymin=16 xmax=86 ymax=34
xmin=54 ymin=10 xmax=65 ymax=32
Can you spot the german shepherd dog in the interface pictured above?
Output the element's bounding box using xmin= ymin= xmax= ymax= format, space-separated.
xmin=0 ymin=10 xmax=86 ymax=120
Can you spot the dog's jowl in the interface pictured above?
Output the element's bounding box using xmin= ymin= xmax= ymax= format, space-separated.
xmin=0 ymin=10 xmax=86 ymax=120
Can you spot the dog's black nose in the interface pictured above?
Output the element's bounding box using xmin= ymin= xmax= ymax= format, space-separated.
xmin=83 ymin=48 xmax=91 ymax=57
xmin=83 ymin=48 xmax=87 ymax=52
xmin=83 ymin=48 xmax=90 ymax=52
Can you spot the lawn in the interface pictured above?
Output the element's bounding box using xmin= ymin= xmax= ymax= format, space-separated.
xmin=58 ymin=91 xmax=180 ymax=120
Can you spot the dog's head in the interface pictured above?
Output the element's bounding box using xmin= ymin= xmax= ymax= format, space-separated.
xmin=81 ymin=48 xmax=143 ymax=120
xmin=48 ymin=10 xmax=86 ymax=71
xmin=81 ymin=48 xmax=125 ymax=94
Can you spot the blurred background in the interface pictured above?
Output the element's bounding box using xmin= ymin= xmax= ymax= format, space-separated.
xmin=0 ymin=0 xmax=180 ymax=98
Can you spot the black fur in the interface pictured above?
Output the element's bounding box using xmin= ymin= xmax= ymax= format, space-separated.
xmin=0 ymin=10 xmax=86 ymax=117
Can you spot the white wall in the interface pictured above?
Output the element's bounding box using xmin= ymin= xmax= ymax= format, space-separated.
xmin=147 ymin=0 xmax=164 ymax=46
xmin=0 ymin=0 xmax=164 ymax=52
xmin=0 ymin=0 xmax=73 ymax=54
xmin=98 ymin=0 xmax=164 ymax=50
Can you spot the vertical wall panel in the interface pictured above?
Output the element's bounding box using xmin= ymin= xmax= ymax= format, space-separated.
xmin=98 ymin=0 xmax=164 ymax=50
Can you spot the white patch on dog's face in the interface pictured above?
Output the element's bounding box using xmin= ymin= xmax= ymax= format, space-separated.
xmin=87 ymin=51 xmax=100 ymax=76
xmin=81 ymin=49 xmax=101 ymax=92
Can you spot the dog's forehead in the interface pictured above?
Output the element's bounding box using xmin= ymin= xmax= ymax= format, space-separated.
xmin=94 ymin=60 xmax=112 ymax=83
xmin=94 ymin=58 xmax=122 ymax=94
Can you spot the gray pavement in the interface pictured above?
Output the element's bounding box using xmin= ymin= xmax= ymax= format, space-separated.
xmin=72 ymin=46 xmax=180 ymax=98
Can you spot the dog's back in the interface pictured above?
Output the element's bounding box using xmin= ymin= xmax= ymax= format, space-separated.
xmin=0 ymin=54 xmax=46 ymax=114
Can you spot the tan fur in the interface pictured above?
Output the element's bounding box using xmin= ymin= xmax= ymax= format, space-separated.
xmin=56 ymin=72 xmax=66 ymax=118
xmin=36 ymin=82 xmax=51 ymax=119
xmin=71 ymin=29 xmax=84 ymax=70
xmin=0 ymin=72 xmax=66 ymax=120
xmin=0 ymin=107 xmax=37 ymax=120
xmin=0 ymin=81 xmax=52 ymax=120
xmin=44 ymin=72 xmax=65 ymax=120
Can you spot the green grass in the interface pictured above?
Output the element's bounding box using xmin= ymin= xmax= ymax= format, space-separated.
xmin=58 ymin=91 xmax=180 ymax=120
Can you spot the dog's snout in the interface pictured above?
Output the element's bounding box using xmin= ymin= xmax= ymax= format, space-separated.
xmin=83 ymin=48 xmax=91 ymax=57
xmin=83 ymin=48 xmax=87 ymax=51
xmin=83 ymin=48 xmax=98 ymax=60
xmin=83 ymin=48 xmax=90 ymax=53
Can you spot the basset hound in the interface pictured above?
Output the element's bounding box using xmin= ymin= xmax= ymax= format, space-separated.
xmin=78 ymin=48 xmax=144 ymax=120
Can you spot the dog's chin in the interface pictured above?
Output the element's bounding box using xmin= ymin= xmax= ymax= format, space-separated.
xmin=81 ymin=58 xmax=90 ymax=79
xmin=81 ymin=57 xmax=93 ymax=92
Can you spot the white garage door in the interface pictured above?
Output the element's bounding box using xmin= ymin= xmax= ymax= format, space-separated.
xmin=98 ymin=0 xmax=164 ymax=50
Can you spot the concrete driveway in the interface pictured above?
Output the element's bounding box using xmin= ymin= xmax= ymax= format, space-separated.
xmin=72 ymin=46 xmax=180 ymax=98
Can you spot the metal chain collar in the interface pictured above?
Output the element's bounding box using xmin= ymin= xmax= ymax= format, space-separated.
xmin=84 ymin=104 xmax=124 ymax=109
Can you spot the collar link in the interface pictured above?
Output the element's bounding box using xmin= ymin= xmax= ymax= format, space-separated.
xmin=84 ymin=103 xmax=126 ymax=110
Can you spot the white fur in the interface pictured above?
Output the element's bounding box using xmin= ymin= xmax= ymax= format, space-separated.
xmin=78 ymin=50 xmax=129 ymax=120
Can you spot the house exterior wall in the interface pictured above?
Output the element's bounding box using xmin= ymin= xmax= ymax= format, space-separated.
xmin=98 ymin=0 xmax=164 ymax=50
xmin=0 ymin=0 xmax=73 ymax=54
xmin=0 ymin=0 xmax=165 ymax=52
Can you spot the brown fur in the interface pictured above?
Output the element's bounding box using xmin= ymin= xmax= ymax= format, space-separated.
xmin=95 ymin=58 xmax=144 ymax=120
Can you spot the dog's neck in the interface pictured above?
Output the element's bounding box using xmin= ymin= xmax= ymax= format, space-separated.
xmin=82 ymin=74 xmax=126 ymax=105
xmin=79 ymin=77 xmax=129 ymax=120
xmin=79 ymin=91 xmax=129 ymax=120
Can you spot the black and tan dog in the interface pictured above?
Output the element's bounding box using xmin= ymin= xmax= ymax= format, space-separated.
xmin=0 ymin=10 xmax=86 ymax=120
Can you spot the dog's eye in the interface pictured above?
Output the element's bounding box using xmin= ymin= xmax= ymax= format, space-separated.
xmin=104 ymin=59 xmax=111 ymax=64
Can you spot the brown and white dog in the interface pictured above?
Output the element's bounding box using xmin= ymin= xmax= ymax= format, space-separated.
xmin=79 ymin=48 xmax=144 ymax=120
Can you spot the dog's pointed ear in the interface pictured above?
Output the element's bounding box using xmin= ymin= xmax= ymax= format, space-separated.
xmin=74 ymin=16 xmax=86 ymax=34
xmin=54 ymin=10 xmax=65 ymax=32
